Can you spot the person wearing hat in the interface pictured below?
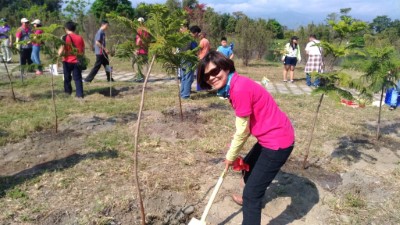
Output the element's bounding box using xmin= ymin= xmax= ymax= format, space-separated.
xmin=31 ymin=19 xmax=44 ymax=75
xmin=0 ymin=18 xmax=12 ymax=63
xmin=133 ymin=17 xmax=150 ymax=82
xmin=16 ymin=18 xmax=33 ymax=73
xmin=84 ymin=20 xmax=113 ymax=82
xmin=282 ymin=36 xmax=301 ymax=83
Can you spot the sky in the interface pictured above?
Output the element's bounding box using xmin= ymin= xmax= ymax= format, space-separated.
xmin=129 ymin=0 xmax=400 ymax=29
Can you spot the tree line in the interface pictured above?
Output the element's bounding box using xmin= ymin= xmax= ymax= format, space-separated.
xmin=0 ymin=1 xmax=399 ymax=66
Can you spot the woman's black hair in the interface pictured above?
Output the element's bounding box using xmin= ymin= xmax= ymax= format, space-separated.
xmin=197 ymin=50 xmax=236 ymax=90
xmin=289 ymin=36 xmax=298 ymax=50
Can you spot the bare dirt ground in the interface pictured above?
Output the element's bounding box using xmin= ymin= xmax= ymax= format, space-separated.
xmin=1 ymin=79 xmax=400 ymax=224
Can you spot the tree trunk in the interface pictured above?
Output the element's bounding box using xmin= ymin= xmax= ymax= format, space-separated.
xmin=303 ymin=93 xmax=324 ymax=169
xmin=50 ymin=67 xmax=58 ymax=133
xmin=134 ymin=54 xmax=156 ymax=225
xmin=2 ymin=59 xmax=16 ymax=101
xmin=176 ymin=71 xmax=183 ymax=122
xmin=376 ymin=86 xmax=385 ymax=140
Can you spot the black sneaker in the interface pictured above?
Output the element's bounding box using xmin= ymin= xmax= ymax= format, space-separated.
xmin=389 ymin=106 xmax=396 ymax=111
xmin=107 ymin=78 xmax=115 ymax=82
xmin=134 ymin=77 xmax=144 ymax=83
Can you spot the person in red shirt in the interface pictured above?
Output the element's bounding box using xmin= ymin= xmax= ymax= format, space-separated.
xmin=15 ymin=18 xmax=32 ymax=74
xmin=133 ymin=17 xmax=150 ymax=82
xmin=58 ymin=21 xmax=85 ymax=98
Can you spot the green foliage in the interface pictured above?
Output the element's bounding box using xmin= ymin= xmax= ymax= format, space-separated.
xmin=266 ymin=19 xmax=284 ymax=39
xmin=6 ymin=187 xmax=28 ymax=200
xmin=0 ymin=1 xmax=61 ymax=26
xmin=235 ymin=16 xmax=256 ymax=66
xmin=165 ymin=0 xmax=182 ymax=12
xmin=370 ymin=15 xmax=392 ymax=33
xmin=311 ymin=10 xmax=369 ymax=100
xmin=356 ymin=46 xmax=400 ymax=95
xmin=63 ymin=0 xmax=90 ymax=30
xmin=34 ymin=24 xmax=65 ymax=63
xmin=345 ymin=192 xmax=366 ymax=208
xmin=109 ymin=4 xmax=198 ymax=74
xmin=90 ymin=0 xmax=134 ymax=19
xmin=311 ymin=71 xmax=354 ymax=101
xmin=328 ymin=16 xmax=368 ymax=40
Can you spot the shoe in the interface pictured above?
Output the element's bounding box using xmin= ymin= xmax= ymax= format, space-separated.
xmin=283 ymin=80 xmax=287 ymax=82
xmin=134 ymin=77 xmax=144 ymax=83
xmin=389 ymin=106 xmax=395 ymax=111
xmin=82 ymin=79 xmax=89 ymax=83
xmin=289 ymin=80 xmax=294 ymax=83
xmin=231 ymin=194 xmax=243 ymax=206
xmin=107 ymin=78 xmax=115 ymax=82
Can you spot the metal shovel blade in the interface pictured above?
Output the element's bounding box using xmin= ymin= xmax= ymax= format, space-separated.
xmin=188 ymin=217 xmax=206 ymax=225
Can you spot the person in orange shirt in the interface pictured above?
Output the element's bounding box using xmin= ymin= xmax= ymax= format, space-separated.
xmin=198 ymin=32 xmax=210 ymax=60
xmin=197 ymin=31 xmax=210 ymax=91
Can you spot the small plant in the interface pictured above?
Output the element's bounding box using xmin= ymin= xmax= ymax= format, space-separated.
xmin=108 ymin=5 xmax=198 ymax=225
xmin=303 ymin=9 xmax=368 ymax=168
xmin=344 ymin=192 xmax=366 ymax=208
xmin=6 ymin=187 xmax=28 ymax=200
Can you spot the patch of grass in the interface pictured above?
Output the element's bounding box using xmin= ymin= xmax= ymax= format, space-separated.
xmin=6 ymin=187 xmax=28 ymax=200
xmin=58 ymin=177 xmax=75 ymax=189
xmin=344 ymin=192 xmax=366 ymax=208
xmin=20 ymin=214 xmax=34 ymax=222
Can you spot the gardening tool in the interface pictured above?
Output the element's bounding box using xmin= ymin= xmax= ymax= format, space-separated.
xmin=188 ymin=168 xmax=228 ymax=225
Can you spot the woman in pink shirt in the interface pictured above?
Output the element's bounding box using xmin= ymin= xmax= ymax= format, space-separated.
xmin=197 ymin=51 xmax=295 ymax=225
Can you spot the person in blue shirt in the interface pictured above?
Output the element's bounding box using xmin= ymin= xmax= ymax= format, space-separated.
xmin=389 ymin=79 xmax=400 ymax=110
xmin=178 ymin=25 xmax=200 ymax=99
xmin=217 ymin=37 xmax=234 ymax=59
xmin=84 ymin=20 xmax=113 ymax=82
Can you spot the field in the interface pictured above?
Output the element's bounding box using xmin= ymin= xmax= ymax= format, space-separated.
xmin=1 ymin=58 xmax=400 ymax=225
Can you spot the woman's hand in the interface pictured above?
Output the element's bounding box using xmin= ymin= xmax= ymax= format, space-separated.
xmin=225 ymin=159 xmax=233 ymax=170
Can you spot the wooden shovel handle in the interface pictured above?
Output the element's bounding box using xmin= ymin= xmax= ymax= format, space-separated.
xmin=200 ymin=168 xmax=228 ymax=222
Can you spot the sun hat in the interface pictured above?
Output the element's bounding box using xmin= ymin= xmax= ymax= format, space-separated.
xmin=138 ymin=17 xmax=145 ymax=23
xmin=31 ymin=19 xmax=41 ymax=25
xmin=21 ymin=18 xmax=29 ymax=23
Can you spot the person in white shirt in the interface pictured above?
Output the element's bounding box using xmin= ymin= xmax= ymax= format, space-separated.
xmin=282 ymin=36 xmax=301 ymax=83
xmin=304 ymin=34 xmax=323 ymax=86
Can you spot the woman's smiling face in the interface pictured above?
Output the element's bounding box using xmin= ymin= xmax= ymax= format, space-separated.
xmin=204 ymin=62 xmax=229 ymax=90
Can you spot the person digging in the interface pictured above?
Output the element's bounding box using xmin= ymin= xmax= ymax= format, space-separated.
xmin=197 ymin=51 xmax=295 ymax=225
